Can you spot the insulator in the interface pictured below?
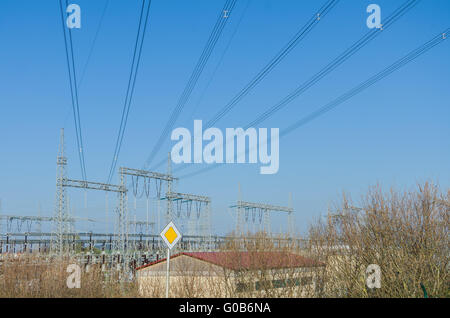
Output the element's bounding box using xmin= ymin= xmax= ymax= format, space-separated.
xmin=196 ymin=201 xmax=202 ymax=219
xmin=144 ymin=178 xmax=151 ymax=198
xmin=132 ymin=176 xmax=139 ymax=197
xmin=186 ymin=200 xmax=192 ymax=218
xmin=176 ymin=200 xmax=182 ymax=218
xmin=156 ymin=180 xmax=162 ymax=199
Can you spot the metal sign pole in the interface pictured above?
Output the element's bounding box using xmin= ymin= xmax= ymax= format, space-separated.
xmin=166 ymin=248 xmax=170 ymax=298
xmin=160 ymin=221 xmax=181 ymax=298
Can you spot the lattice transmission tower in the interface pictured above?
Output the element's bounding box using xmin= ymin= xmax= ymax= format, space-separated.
xmin=231 ymin=187 xmax=294 ymax=237
xmin=52 ymin=128 xmax=70 ymax=256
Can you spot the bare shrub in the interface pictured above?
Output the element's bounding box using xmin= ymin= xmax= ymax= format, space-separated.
xmin=306 ymin=181 xmax=449 ymax=298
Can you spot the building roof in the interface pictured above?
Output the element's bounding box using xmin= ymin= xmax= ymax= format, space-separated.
xmin=136 ymin=251 xmax=325 ymax=271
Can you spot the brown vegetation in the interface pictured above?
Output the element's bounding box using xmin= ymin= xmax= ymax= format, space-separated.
xmin=1 ymin=181 xmax=448 ymax=298
xmin=306 ymin=181 xmax=449 ymax=298
xmin=0 ymin=256 xmax=139 ymax=297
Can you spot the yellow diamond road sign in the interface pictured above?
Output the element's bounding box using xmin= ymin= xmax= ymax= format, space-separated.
xmin=160 ymin=221 xmax=181 ymax=249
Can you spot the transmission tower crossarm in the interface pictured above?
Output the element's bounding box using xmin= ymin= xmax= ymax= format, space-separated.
xmin=127 ymin=220 xmax=155 ymax=226
xmin=63 ymin=178 xmax=126 ymax=193
xmin=163 ymin=192 xmax=211 ymax=203
xmin=0 ymin=215 xmax=95 ymax=222
xmin=231 ymin=201 xmax=293 ymax=213
xmin=119 ymin=167 xmax=177 ymax=182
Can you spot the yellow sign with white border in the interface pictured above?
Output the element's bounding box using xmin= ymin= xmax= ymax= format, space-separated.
xmin=160 ymin=221 xmax=182 ymax=249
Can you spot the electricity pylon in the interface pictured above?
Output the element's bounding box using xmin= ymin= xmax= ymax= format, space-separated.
xmin=53 ymin=128 xmax=69 ymax=256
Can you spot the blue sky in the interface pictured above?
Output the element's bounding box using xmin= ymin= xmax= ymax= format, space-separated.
xmin=0 ymin=0 xmax=449 ymax=235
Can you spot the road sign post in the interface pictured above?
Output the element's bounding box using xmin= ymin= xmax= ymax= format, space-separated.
xmin=166 ymin=247 xmax=170 ymax=298
xmin=160 ymin=221 xmax=181 ymax=298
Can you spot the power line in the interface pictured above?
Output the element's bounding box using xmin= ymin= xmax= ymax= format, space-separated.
xmin=174 ymin=0 xmax=420 ymax=175
xmin=143 ymin=0 xmax=237 ymax=169
xmin=63 ymin=0 xmax=110 ymax=130
xmin=66 ymin=0 xmax=87 ymax=181
xmin=150 ymin=0 xmax=249 ymax=171
xmin=78 ymin=0 xmax=110 ymax=89
xmin=189 ymin=0 xmax=252 ymax=122
xmin=279 ymin=28 xmax=449 ymax=137
xmin=145 ymin=0 xmax=237 ymax=169
xmin=107 ymin=0 xmax=152 ymax=184
xmin=108 ymin=0 xmax=151 ymax=183
xmin=244 ymin=0 xmax=421 ymax=129
xmin=180 ymin=28 xmax=449 ymax=179
xmin=150 ymin=0 xmax=339 ymax=171
xmin=205 ymin=0 xmax=340 ymax=129
xmin=58 ymin=0 xmax=87 ymax=182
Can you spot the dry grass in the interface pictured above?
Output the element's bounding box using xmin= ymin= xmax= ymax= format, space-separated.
xmin=0 ymin=255 xmax=139 ymax=297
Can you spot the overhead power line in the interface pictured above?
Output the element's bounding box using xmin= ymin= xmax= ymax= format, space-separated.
xmin=244 ymin=0 xmax=421 ymax=129
xmin=107 ymin=0 xmax=152 ymax=184
xmin=58 ymin=0 xmax=87 ymax=182
xmin=78 ymin=0 xmax=110 ymax=89
xmin=173 ymin=0 xmax=420 ymax=175
xmin=143 ymin=0 xmax=237 ymax=169
xmin=279 ymin=28 xmax=449 ymax=138
xmin=151 ymin=0 xmax=340 ymax=171
xmin=63 ymin=0 xmax=111 ymax=130
xmin=189 ymin=0 xmax=252 ymax=122
xmin=205 ymin=0 xmax=340 ymax=129
xmin=180 ymin=28 xmax=449 ymax=179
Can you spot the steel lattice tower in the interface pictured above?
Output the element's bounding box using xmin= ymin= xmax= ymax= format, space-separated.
xmin=116 ymin=167 xmax=128 ymax=260
xmin=53 ymin=128 xmax=69 ymax=256
xmin=231 ymin=188 xmax=294 ymax=237
xmin=166 ymin=152 xmax=173 ymax=224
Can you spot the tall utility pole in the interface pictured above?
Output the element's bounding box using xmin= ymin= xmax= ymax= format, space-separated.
xmin=236 ymin=183 xmax=243 ymax=235
xmin=166 ymin=152 xmax=173 ymax=224
xmin=117 ymin=167 xmax=128 ymax=258
xmin=288 ymin=192 xmax=294 ymax=237
xmin=53 ymin=128 xmax=68 ymax=256
xmin=53 ymin=129 xmax=125 ymax=257
xmin=38 ymin=202 xmax=42 ymax=233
